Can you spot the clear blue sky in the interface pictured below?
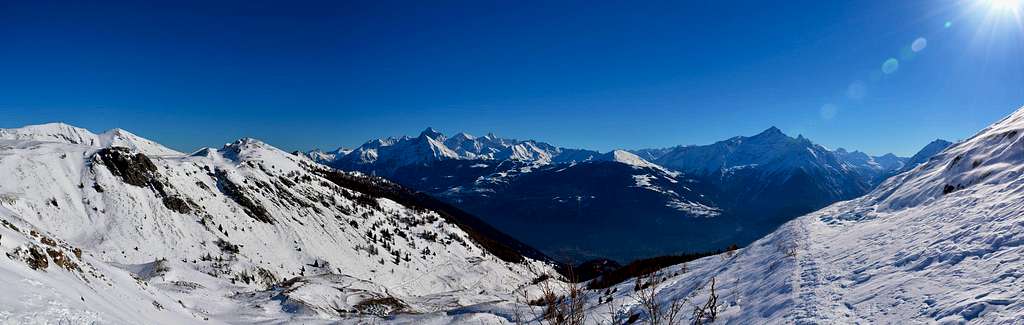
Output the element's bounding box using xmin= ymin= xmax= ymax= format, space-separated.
xmin=2 ymin=1 xmax=1022 ymax=156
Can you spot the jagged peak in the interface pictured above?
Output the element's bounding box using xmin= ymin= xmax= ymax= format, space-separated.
xmin=226 ymin=137 xmax=270 ymax=148
xmin=757 ymin=126 xmax=786 ymax=137
xmin=419 ymin=127 xmax=445 ymax=140
xmin=739 ymin=126 xmax=794 ymax=144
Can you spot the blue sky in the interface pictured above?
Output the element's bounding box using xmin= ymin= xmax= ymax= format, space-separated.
xmin=1 ymin=1 xmax=1022 ymax=156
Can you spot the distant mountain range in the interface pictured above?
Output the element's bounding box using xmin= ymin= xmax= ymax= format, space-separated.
xmin=309 ymin=127 xmax=950 ymax=263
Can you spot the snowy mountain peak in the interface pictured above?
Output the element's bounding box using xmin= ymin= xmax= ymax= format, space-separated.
xmin=98 ymin=128 xmax=182 ymax=156
xmin=418 ymin=127 xmax=445 ymax=140
xmin=622 ymin=106 xmax=1024 ymax=324
xmin=0 ymin=123 xmax=181 ymax=156
xmin=220 ymin=137 xmax=300 ymax=167
xmin=601 ymin=150 xmax=659 ymax=168
xmin=0 ymin=122 xmax=558 ymax=323
xmin=592 ymin=150 xmax=678 ymax=177
xmin=227 ymin=137 xmax=269 ymax=148
xmin=899 ymin=138 xmax=954 ymax=173
xmin=922 ymin=139 xmax=953 ymax=152
xmin=325 ymin=128 xmax=600 ymax=173
xmin=0 ymin=122 xmax=103 ymax=146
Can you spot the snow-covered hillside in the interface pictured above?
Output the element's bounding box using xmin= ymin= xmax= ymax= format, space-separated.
xmin=349 ymin=108 xmax=1024 ymax=324
xmin=0 ymin=124 xmax=556 ymax=324
xmin=530 ymin=105 xmax=1024 ymax=324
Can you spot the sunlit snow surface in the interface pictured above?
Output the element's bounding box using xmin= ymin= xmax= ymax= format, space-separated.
xmin=6 ymin=105 xmax=1024 ymax=323
xmin=552 ymin=106 xmax=1024 ymax=324
xmin=426 ymin=106 xmax=1024 ymax=323
xmin=0 ymin=123 xmax=554 ymax=324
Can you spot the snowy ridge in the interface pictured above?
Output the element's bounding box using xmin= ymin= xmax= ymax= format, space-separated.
xmin=320 ymin=128 xmax=600 ymax=174
xmin=305 ymin=147 xmax=352 ymax=165
xmin=0 ymin=123 xmax=182 ymax=156
xmin=0 ymin=124 xmax=556 ymax=323
xmin=598 ymin=150 xmax=677 ymax=175
xmin=540 ymin=105 xmax=1024 ymax=324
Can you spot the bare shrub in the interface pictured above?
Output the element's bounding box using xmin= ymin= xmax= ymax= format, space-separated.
xmin=691 ymin=277 xmax=718 ymax=324
xmin=515 ymin=268 xmax=586 ymax=325
xmin=631 ymin=270 xmax=686 ymax=325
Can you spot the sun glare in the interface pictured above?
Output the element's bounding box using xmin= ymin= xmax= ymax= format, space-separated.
xmin=990 ymin=0 xmax=1021 ymax=12
xmin=991 ymin=0 xmax=1015 ymax=9
xmin=970 ymin=0 xmax=1024 ymax=42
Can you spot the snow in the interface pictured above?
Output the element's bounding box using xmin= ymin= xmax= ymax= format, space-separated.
xmin=354 ymin=105 xmax=1024 ymax=324
xmin=3 ymin=104 xmax=1022 ymax=324
xmin=0 ymin=123 xmax=181 ymax=156
xmin=665 ymin=199 xmax=722 ymax=217
xmin=552 ymin=105 xmax=1024 ymax=323
xmin=599 ymin=150 xmax=677 ymax=175
xmin=0 ymin=125 xmax=556 ymax=324
xmin=329 ymin=128 xmax=600 ymax=172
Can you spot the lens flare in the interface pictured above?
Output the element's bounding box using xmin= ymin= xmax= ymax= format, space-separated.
xmin=911 ymin=37 xmax=928 ymax=52
xmin=882 ymin=58 xmax=900 ymax=74
xmin=820 ymin=104 xmax=839 ymax=120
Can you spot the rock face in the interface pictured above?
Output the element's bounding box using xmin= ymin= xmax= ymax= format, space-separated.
xmin=0 ymin=124 xmax=556 ymax=323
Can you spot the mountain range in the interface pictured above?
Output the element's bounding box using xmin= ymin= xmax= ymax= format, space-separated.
xmin=6 ymin=103 xmax=1023 ymax=323
xmin=309 ymin=127 xmax=949 ymax=262
xmin=0 ymin=123 xmax=557 ymax=323
xmin=556 ymin=106 xmax=1024 ymax=323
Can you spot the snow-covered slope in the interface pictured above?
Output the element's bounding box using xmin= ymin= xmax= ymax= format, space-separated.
xmin=595 ymin=150 xmax=677 ymax=175
xmin=550 ymin=105 xmax=1024 ymax=324
xmin=0 ymin=125 xmax=556 ymax=323
xmin=362 ymin=108 xmax=1024 ymax=324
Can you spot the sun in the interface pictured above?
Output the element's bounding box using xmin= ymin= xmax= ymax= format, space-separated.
xmin=989 ymin=0 xmax=1021 ymax=13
